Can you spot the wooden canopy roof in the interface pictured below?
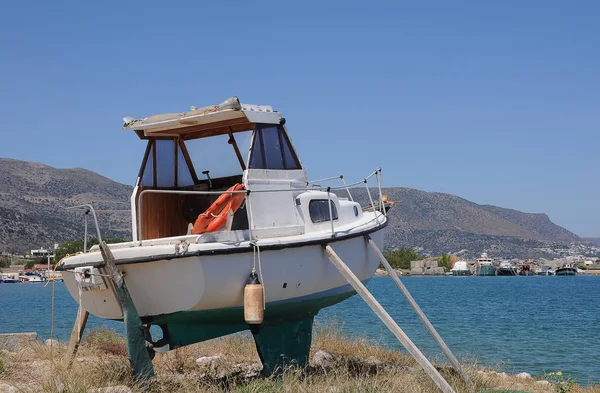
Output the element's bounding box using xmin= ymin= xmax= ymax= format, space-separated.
xmin=123 ymin=97 xmax=282 ymax=140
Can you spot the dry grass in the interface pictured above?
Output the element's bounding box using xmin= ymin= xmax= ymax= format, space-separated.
xmin=0 ymin=323 xmax=597 ymax=393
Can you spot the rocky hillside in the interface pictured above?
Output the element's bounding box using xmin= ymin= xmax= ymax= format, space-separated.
xmin=0 ymin=158 xmax=132 ymax=253
xmin=351 ymin=187 xmax=581 ymax=259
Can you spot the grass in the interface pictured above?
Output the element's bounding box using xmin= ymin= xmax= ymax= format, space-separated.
xmin=0 ymin=322 xmax=598 ymax=393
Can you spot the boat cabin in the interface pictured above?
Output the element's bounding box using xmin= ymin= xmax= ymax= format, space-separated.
xmin=125 ymin=97 xmax=363 ymax=242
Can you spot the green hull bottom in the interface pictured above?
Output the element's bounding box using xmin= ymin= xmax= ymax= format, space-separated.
xmin=141 ymin=285 xmax=358 ymax=374
xmin=144 ymin=285 xmax=357 ymax=350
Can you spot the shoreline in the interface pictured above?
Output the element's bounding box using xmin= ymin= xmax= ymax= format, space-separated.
xmin=374 ymin=268 xmax=600 ymax=277
xmin=0 ymin=326 xmax=596 ymax=392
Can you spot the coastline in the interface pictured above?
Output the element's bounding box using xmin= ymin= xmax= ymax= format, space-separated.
xmin=374 ymin=267 xmax=600 ymax=277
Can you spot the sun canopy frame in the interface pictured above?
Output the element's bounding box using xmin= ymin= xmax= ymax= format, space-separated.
xmin=123 ymin=97 xmax=282 ymax=140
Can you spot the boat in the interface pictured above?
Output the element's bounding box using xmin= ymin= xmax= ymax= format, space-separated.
xmin=519 ymin=260 xmax=535 ymax=276
xmin=451 ymin=260 xmax=471 ymax=276
xmin=496 ymin=260 xmax=517 ymax=276
xmin=536 ymin=265 xmax=554 ymax=276
xmin=556 ymin=264 xmax=577 ymax=276
xmin=0 ymin=273 xmax=19 ymax=283
xmin=58 ymin=97 xmax=388 ymax=366
xmin=475 ymin=252 xmax=496 ymax=276
xmin=19 ymin=272 xmax=44 ymax=282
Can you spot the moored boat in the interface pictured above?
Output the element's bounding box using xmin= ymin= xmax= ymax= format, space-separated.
xmin=0 ymin=273 xmax=19 ymax=283
xmin=58 ymin=97 xmax=389 ymax=366
xmin=519 ymin=261 xmax=535 ymax=276
xmin=19 ymin=271 xmax=44 ymax=282
xmin=536 ymin=265 xmax=554 ymax=276
xmin=497 ymin=260 xmax=517 ymax=276
xmin=556 ymin=265 xmax=577 ymax=276
xmin=451 ymin=260 xmax=471 ymax=276
xmin=475 ymin=252 xmax=496 ymax=276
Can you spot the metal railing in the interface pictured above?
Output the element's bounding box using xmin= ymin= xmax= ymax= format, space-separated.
xmin=67 ymin=204 xmax=103 ymax=252
xmin=135 ymin=168 xmax=386 ymax=242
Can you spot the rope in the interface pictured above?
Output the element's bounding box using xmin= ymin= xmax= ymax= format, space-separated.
xmin=251 ymin=242 xmax=266 ymax=310
xmin=44 ymin=253 xmax=73 ymax=368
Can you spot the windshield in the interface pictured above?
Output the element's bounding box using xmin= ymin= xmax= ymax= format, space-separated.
xmin=184 ymin=131 xmax=252 ymax=180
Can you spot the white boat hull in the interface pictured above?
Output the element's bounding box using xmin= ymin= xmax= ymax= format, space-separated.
xmin=63 ymin=229 xmax=384 ymax=323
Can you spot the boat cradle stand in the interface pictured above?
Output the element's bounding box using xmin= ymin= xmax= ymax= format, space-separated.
xmin=64 ymin=242 xmax=155 ymax=381
xmin=100 ymin=242 xmax=155 ymax=380
xmin=250 ymin=316 xmax=314 ymax=375
xmin=326 ymin=237 xmax=473 ymax=393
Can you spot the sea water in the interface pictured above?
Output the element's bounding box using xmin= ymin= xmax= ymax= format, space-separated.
xmin=1 ymin=276 xmax=598 ymax=383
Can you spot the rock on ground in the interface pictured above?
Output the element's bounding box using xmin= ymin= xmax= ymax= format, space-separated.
xmin=313 ymin=350 xmax=334 ymax=369
xmin=515 ymin=372 xmax=532 ymax=379
xmin=196 ymin=355 xmax=225 ymax=365
xmin=44 ymin=338 xmax=59 ymax=347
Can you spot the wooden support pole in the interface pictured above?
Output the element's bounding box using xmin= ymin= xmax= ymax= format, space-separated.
xmin=325 ymin=245 xmax=456 ymax=393
xmin=64 ymin=305 xmax=89 ymax=369
xmin=367 ymin=237 xmax=473 ymax=388
xmin=100 ymin=242 xmax=155 ymax=381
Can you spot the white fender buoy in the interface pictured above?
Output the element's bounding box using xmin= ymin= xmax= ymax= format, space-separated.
xmin=244 ymin=271 xmax=264 ymax=324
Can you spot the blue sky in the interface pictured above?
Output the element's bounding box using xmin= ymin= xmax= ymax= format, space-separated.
xmin=0 ymin=1 xmax=598 ymax=236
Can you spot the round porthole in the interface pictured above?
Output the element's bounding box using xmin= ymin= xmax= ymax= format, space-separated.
xmin=353 ymin=206 xmax=359 ymax=216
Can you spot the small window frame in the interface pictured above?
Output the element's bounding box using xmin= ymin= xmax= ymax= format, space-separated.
xmin=309 ymin=199 xmax=339 ymax=223
xmin=248 ymin=124 xmax=302 ymax=170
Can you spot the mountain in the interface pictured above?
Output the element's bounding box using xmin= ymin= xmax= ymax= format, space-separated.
xmin=583 ymin=238 xmax=600 ymax=246
xmin=0 ymin=158 xmax=132 ymax=253
xmin=0 ymin=158 xmax=583 ymax=258
xmin=351 ymin=187 xmax=581 ymax=259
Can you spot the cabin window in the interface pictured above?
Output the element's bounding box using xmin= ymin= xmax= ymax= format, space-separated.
xmin=139 ymin=139 xmax=196 ymax=187
xmin=141 ymin=143 xmax=154 ymax=186
xmin=309 ymin=200 xmax=338 ymax=223
xmin=176 ymin=143 xmax=194 ymax=187
xmin=249 ymin=124 xmax=301 ymax=170
xmin=155 ymin=140 xmax=175 ymax=187
xmin=185 ymin=131 xmax=252 ymax=180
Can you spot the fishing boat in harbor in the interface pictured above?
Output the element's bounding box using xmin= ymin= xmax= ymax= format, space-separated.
xmin=451 ymin=260 xmax=471 ymax=276
xmin=58 ymin=97 xmax=388 ymax=368
xmin=556 ymin=264 xmax=577 ymax=276
xmin=519 ymin=260 xmax=535 ymax=276
xmin=475 ymin=252 xmax=496 ymax=276
xmin=536 ymin=265 xmax=554 ymax=276
xmin=497 ymin=260 xmax=518 ymax=276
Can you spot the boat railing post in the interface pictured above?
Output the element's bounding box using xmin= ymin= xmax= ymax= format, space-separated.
xmin=366 ymin=236 xmax=473 ymax=388
xmin=376 ymin=168 xmax=386 ymax=217
xmin=340 ymin=175 xmax=354 ymax=201
xmin=327 ymin=187 xmax=334 ymax=237
xmin=84 ymin=211 xmax=88 ymax=253
xmin=365 ymin=179 xmax=381 ymax=226
xmin=67 ymin=204 xmax=103 ymax=246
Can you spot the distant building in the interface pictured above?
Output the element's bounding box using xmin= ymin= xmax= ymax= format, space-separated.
xmin=29 ymin=247 xmax=55 ymax=258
